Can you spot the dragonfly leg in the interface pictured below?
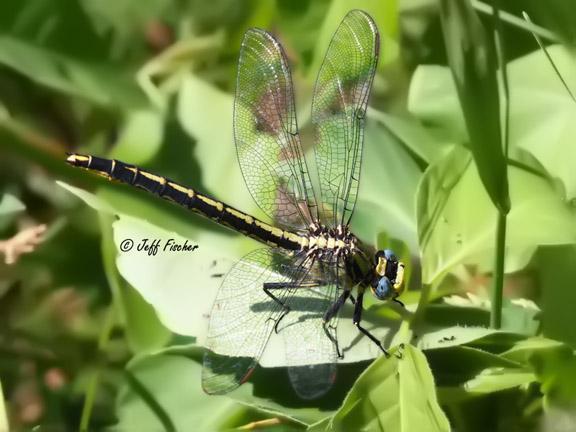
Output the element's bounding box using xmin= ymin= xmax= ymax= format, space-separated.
xmin=393 ymin=297 xmax=405 ymax=308
xmin=263 ymin=280 xmax=323 ymax=334
xmin=323 ymin=322 xmax=342 ymax=359
xmin=353 ymin=292 xmax=391 ymax=357
xmin=263 ymin=283 xmax=291 ymax=334
xmin=323 ymin=289 xmax=351 ymax=359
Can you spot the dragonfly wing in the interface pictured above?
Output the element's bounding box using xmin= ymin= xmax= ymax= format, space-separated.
xmin=311 ymin=10 xmax=379 ymax=227
xmin=202 ymin=248 xmax=312 ymax=395
xmin=281 ymin=257 xmax=342 ymax=399
xmin=235 ymin=29 xmax=317 ymax=230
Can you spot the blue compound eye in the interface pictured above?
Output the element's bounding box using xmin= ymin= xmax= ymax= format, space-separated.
xmin=373 ymin=276 xmax=393 ymax=300
xmin=383 ymin=249 xmax=397 ymax=261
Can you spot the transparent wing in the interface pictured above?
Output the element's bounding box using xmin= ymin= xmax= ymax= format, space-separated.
xmin=202 ymin=248 xmax=313 ymax=395
xmin=311 ymin=10 xmax=379 ymax=227
xmin=235 ymin=29 xmax=317 ymax=230
xmin=281 ymin=257 xmax=343 ymax=399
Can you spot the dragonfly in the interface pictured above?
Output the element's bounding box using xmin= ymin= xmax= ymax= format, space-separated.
xmin=66 ymin=9 xmax=406 ymax=399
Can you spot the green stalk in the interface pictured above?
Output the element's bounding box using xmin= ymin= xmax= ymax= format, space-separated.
xmin=79 ymin=306 xmax=116 ymax=432
xmin=491 ymin=212 xmax=507 ymax=328
xmin=490 ymin=0 xmax=510 ymax=329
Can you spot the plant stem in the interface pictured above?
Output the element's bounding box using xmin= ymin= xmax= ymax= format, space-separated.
xmin=79 ymin=306 xmax=116 ymax=432
xmin=490 ymin=0 xmax=509 ymax=329
xmin=491 ymin=212 xmax=506 ymax=328
xmin=472 ymin=1 xmax=558 ymax=42
xmin=124 ymin=370 xmax=176 ymax=432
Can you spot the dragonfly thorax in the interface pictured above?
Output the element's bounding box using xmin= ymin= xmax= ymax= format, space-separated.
xmin=303 ymin=223 xmax=357 ymax=258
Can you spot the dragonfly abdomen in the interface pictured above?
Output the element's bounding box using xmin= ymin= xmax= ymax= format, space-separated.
xmin=66 ymin=153 xmax=305 ymax=250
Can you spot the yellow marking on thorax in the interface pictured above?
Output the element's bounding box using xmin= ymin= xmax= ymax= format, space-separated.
xmin=316 ymin=237 xmax=327 ymax=248
xmin=283 ymin=232 xmax=307 ymax=246
xmin=126 ymin=167 xmax=137 ymax=173
xmin=326 ymin=238 xmax=336 ymax=249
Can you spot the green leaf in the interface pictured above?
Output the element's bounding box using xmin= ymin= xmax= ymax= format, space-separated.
xmin=439 ymin=0 xmax=509 ymax=213
xmin=330 ymin=345 xmax=450 ymax=432
xmin=417 ymin=147 xmax=576 ymax=284
xmin=368 ymin=108 xmax=454 ymax=165
xmin=115 ymin=354 xmax=248 ymax=431
xmin=501 ymin=337 xmax=567 ymax=365
xmin=506 ymin=46 xmax=576 ymax=199
xmin=100 ymin=213 xmax=171 ymax=353
xmin=416 ymin=326 xmax=503 ymax=351
xmin=398 ymin=346 xmax=451 ymax=431
xmin=57 ymin=181 xmax=115 ymax=214
xmin=352 ymin=120 xmax=422 ymax=251
xmin=427 ymin=345 xmax=522 ymax=390
xmin=535 ymin=245 xmax=576 ymax=347
xmin=177 ymin=74 xmax=255 ymax=209
xmin=0 ymin=380 xmax=8 ymax=432
xmin=530 ymin=346 xmax=576 ymax=408
xmin=120 ymin=346 xmax=319 ymax=428
xmin=408 ymin=65 xmax=466 ymax=144
xmin=111 ymin=109 xmax=164 ymax=164
xmin=525 ymin=0 xmax=576 ymax=45
xmin=409 ymin=46 xmax=576 ymax=200
xmin=500 ymin=299 xmax=540 ymax=336
xmin=0 ymin=193 xmax=25 ymax=216
xmin=111 ymin=215 xmax=239 ymax=343
xmin=0 ymin=36 xmax=146 ymax=108
xmin=306 ymin=0 xmax=400 ymax=81
xmin=463 ymin=367 xmax=536 ymax=394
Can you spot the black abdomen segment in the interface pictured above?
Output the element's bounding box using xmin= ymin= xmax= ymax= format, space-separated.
xmin=66 ymin=153 xmax=303 ymax=250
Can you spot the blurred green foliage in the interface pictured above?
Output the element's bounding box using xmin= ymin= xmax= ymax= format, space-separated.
xmin=1 ymin=0 xmax=576 ymax=431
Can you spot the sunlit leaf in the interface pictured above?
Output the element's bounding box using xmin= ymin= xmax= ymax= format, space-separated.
xmin=0 ymin=193 xmax=25 ymax=216
xmin=100 ymin=213 xmax=171 ymax=353
xmin=307 ymin=0 xmax=399 ymax=81
xmin=368 ymin=108 xmax=454 ymax=165
xmin=439 ymin=0 xmax=509 ymax=213
xmin=0 ymin=380 xmax=7 ymax=432
xmin=417 ymin=147 xmax=576 ymax=284
xmin=330 ymin=345 xmax=450 ymax=432
xmin=463 ymin=367 xmax=535 ymax=394
xmin=116 ymin=354 xmax=249 ymax=431
xmin=409 ymin=46 xmax=576 ymax=200
xmin=352 ymin=120 xmax=422 ymax=251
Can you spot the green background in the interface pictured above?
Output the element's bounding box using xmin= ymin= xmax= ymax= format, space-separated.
xmin=1 ymin=0 xmax=576 ymax=430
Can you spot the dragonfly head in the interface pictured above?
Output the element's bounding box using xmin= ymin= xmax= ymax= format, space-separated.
xmin=370 ymin=249 xmax=405 ymax=301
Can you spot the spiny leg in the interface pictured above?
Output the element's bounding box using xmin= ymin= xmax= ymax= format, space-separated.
xmin=353 ymin=291 xmax=403 ymax=358
xmin=263 ymin=280 xmax=322 ymax=334
xmin=323 ymin=289 xmax=351 ymax=359
xmin=393 ymin=296 xmax=405 ymax=308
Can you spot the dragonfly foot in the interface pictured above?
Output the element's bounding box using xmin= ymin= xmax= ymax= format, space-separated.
xmin=394 ymin=343 xmax=406 ymax=359
xmin=273 ymin=307 xmax=290 ymax=334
